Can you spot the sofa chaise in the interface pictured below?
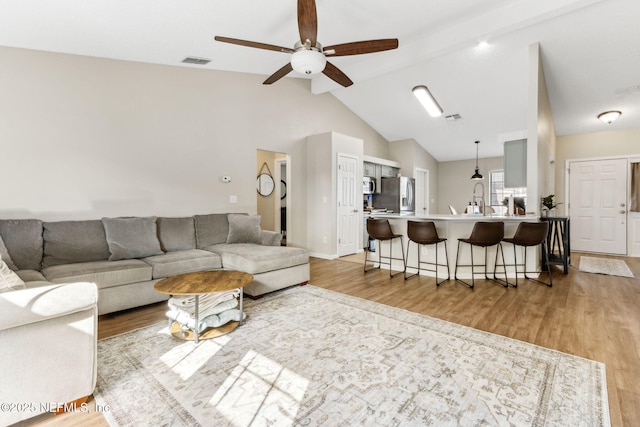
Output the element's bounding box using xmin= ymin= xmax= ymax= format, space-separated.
xmin=0 ymin=281 xmax=98 ymax=426
xmin=0 ymin=213 xmax=309 ymax=315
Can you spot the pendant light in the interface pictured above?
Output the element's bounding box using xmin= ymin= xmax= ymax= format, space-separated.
xmin=470 ymin=140 xmax=483 ymax=180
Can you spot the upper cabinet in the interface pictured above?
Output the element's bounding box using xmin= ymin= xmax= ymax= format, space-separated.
xmin=363 ymin=162 xmax=376 ymax=177
xmin=363 ymin=156 xmax=400 ymax=194
xmin=504 ymin=139 xmax=527 ymax=188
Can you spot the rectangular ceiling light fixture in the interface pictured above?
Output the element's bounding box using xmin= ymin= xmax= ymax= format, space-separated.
xmin=412 ymin=85 xmax=443 ymax=117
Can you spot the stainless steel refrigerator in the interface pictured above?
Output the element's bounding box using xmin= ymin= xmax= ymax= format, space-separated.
xmin=376 ymin=177 xmax=415 ymax=214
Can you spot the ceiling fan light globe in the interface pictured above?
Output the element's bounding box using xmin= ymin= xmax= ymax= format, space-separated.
xmin=291 ymin=50 xmax=326 ymax=75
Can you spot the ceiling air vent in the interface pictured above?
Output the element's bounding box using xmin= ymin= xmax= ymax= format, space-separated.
xmin=445 ymin=114 xmax=462 ymax=122
xmin=182 ymin=57 xmax=211 ymax=65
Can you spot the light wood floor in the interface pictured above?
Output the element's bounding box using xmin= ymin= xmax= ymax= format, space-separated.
xmin=25 ymin=253 xmax=640 ymax=426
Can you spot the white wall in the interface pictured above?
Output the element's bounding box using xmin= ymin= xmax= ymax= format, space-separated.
xmin=306 ymin=132 xmax=363 ymax=258
xmin=389 ymin=139 xmax=439 ymax=213
xmin=437 ymin=157 xmax=503 ymax=214
xmin=527 ymin=43 xmax=557 ymax=215
xmin=0 ymin=46 xmax=389 ymax=249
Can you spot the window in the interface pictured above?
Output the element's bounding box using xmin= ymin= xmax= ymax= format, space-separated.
xmin=489 ymin=170 xmax=526 ymax=214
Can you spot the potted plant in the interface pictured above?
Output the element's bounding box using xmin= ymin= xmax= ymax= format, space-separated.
xmin=541 ymin=194 xmax=561 ymax=217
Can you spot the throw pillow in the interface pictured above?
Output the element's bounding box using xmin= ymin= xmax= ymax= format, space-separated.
xmin=102 ymin=217 xmax=164 ymax=261
xmin=194 ymin=214 xmax=232 ymax=248
xmin=42 ymin=220 xmax=111 ymax=268
xmin=0 ymin=256 xmax=25 ymax=293
xmin=157 ymin=217 xmax=196 ymax=252
xmin=0 ymin=234 xmax=18 ymax=271
xmin=226 ymin=214 xmax=262 ymax=244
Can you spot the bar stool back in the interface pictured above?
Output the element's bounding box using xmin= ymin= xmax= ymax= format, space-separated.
xmin=404 ymin=221 xmax=450 ymax=285
xmin=364 ymin=218 xmax=406 ymax=277
xmin=498 ymin=221 xmax=552 ymax=287
xmin=454 ymin=221 xmax=507 ymax=288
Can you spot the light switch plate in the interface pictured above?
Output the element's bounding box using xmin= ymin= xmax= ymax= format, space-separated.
xmin=229 ymin=195 xmax=237 ymax=204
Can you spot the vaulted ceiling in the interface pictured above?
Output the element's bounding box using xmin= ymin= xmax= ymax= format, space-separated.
xmin=1 ymin=0 xmax=638 ymax=161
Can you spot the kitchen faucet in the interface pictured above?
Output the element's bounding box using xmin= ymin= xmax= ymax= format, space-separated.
xmin=473 ymin=182 xmax=486 ymax=216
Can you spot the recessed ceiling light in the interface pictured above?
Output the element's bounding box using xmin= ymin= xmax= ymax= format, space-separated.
xmin=477 ymin=41 xmax=490 ymax=50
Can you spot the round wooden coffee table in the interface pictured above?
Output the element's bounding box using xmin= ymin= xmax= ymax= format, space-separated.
xmin=154 ymin=270 xmax=253 ymax=343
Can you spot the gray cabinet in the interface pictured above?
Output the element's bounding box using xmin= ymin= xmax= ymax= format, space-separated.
xmin=363 ymin=162 xmax=376 ymax=177
xmin=504 ymin=139 xmax=527 ymax=188
xmin=380 ymin=165 xmax=398 ymax=178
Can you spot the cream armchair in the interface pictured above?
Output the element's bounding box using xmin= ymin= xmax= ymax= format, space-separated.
xmin=0 ymin=282 xmax=97 ymax=426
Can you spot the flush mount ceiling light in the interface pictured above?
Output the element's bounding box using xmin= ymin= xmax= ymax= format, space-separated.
xmin=290 ymin=42 xmax=327 ymax=75
xmin=412 ymin=85 xmax=443 ymax=117
xmin=597 ymin=110 xmax=622 ymax=124
xmin=471 ymin=140 xmax=483 ymax=180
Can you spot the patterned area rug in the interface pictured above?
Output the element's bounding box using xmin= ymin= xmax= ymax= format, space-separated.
xmin=94 ymin=285 xmax=610 ymax=426
xmin=579 ymin=256 xmax=634 ymax=278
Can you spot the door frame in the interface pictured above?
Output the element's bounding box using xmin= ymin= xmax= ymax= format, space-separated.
xmin=336 ymin=153 xmax=361 ymax=257
xmin=414 ymin=167 xmax=429 ymax=215
xmin=565 ymin=155 xmax=631 ymax=255
xmin=274 ymin=156 xmax=290 ymax=245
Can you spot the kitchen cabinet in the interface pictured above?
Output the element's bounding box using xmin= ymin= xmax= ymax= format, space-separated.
xmin=363 ymin=162 xmax=376 ymax=177
xmin=504 ymin=139 xmax=527 ymax=188
xmin=380 ymin=165 xmax=399 ymax=178
xmin=363 ymin=157 xmax=400 ymax=194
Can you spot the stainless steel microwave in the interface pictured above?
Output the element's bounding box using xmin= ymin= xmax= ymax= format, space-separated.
xmin=363 ymin=176 xmax=376 ymax=194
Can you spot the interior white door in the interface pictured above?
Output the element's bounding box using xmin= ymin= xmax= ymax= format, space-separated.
xmin=569 ymin=158 xmax=627 ymax=254
xmin=337 ymin=154 xmax=358 ymax=256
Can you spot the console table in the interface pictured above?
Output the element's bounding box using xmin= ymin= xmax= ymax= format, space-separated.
xmin=540 ymin=217 xmax=570 ymax=274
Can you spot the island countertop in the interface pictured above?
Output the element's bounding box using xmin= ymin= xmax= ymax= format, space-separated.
xmin=364 ymin=212 xmax=541 ymax=279
xmin=368 ymin=212 xmax=539 ymax=222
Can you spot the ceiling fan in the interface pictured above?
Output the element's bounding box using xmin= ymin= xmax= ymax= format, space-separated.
xmin=214 ymin=0 xmax=399 ymax=87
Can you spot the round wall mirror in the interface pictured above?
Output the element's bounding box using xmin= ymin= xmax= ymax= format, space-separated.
xmin=257 ymin=173 xmax=275 ymax=196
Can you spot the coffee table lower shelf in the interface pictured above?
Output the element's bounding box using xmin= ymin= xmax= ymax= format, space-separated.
xmin=169 ymin=320 xmax=240 ymax=341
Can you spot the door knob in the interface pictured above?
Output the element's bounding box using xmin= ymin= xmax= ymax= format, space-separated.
xmin=620 ymin=210 xmax=626 ymax=214
xmin=620 ymin=203 xmax=626 ymax=207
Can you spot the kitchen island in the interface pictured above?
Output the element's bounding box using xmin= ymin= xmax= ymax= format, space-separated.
xmin=367 ymin=213 xmax=541 ymax=280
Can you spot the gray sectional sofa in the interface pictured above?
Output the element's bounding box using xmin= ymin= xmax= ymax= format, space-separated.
xmin=0 ymin=213 xmax=309 ymax=314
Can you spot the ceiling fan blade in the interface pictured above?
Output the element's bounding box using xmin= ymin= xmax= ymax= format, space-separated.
xmin=322 ymin=61 xmax=353 ymax=87
xmin=215 ymin=36 xmax=293 ymax=54
xmin=324 ymin=39 xmax=399 ymax=56
xmin=263 ymin=63 xmax=294 ymax=85
xmin=297 ymin=0 xmax=318 ymax=46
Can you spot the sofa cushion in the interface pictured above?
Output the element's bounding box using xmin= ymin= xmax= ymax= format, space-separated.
xmin=204 ymin=244 xmax=309 ymax=275
xmin=0 ymin=234 xmax=18 ymax=271
xmin=0 ymin=257 xmax=25 ymax=293
xmin=42 ymin=259 xmax=152 ymax=290
xmin=142 ymin=249 xmax=222 ymax=279
xmin=42 ymin=220 xmax=110 ymax=268
xmin=15 ymin=269 xmax=47 ymax=283
xmin=157 ymin=217 xmax=196 ymax=252
xmin=226 ymin=214 xmax=262 ymax=244
xmin=0 ymin=219 xmax=43 ymax=271
xmin=102 ymin=217 xmax=164 ymax=261
xmin=194 ymin=214 xmax=232 ymax=248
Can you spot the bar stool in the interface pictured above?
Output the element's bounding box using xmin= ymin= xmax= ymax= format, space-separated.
xmin=454 ymin=221 xmax=507 ymax=289
xmin=404 ymin=221 xmax=450 ymax=285
xmin=364 ymin=218 xmax=405 ymax=277
xmin=497 ymin=221 xmax=552 ymax=287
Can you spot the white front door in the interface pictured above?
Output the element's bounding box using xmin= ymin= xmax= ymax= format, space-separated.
xmin=569 ymin=158 xmax=628 ymax=254
xmin=337 ymin=154 xmax=358 ymax=256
